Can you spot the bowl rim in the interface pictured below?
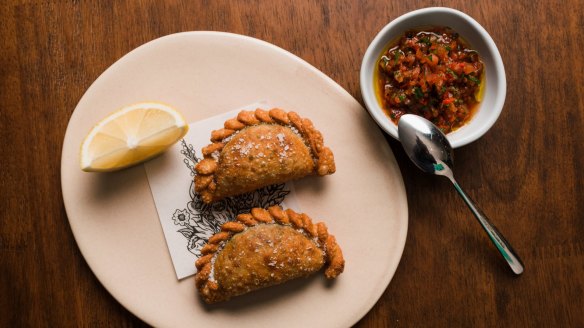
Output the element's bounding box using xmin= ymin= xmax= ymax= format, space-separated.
xmin=360 ymin=6 xmax=506 ymax=148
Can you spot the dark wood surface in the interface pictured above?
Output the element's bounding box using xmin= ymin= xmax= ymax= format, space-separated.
xmin=1 ymin=1 xmax=582 ymax=327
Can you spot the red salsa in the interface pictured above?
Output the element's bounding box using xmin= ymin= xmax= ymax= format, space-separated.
xmin=376 ymin=27 xmax=484 ymax=133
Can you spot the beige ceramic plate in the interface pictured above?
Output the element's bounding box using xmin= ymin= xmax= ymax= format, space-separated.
xmin=61 ymin=32 xmax=408 ymax=327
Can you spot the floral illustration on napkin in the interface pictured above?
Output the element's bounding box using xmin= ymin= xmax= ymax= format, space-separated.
xmin=171 ymin=140 xmax=290 ymax=258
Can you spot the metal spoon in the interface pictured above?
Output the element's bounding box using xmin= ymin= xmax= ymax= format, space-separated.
xmin=398 ymin=114 xmax=524 ymax=275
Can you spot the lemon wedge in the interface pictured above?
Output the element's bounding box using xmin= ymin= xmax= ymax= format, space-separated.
xmin=80 ymin=102 xmax=189 ymax=172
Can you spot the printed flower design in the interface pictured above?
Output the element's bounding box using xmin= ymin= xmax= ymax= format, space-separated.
xmin=188 ymin=238 xmax=207 ymax=257
xmin=172 ymin=209 xmax=191 ymax=226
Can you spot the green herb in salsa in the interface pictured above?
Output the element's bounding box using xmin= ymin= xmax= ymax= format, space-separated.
xmin=376 ymin=27 xmax=484 ymax=133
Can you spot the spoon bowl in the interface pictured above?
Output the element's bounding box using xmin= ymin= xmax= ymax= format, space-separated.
xmin=398 ymin=114 xmax=524 ymax=275
xmin=398 ymin=115 xmax=453 ymax=175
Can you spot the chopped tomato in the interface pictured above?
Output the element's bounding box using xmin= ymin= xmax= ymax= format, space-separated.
xmin=442 ymin=97 xmax=456 ymax=105
xmin=376 ymin=27 xmax=484 ymax=133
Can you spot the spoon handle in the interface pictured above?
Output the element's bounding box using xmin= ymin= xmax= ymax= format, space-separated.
xmin=450 ymin=179 xmax=524 ymax=275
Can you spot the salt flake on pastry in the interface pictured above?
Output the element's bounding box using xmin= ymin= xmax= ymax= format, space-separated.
xmin=194 ymin=206 xmax=344 ymax=304
xmin=194 ymin=108 xmax=336 ymax=203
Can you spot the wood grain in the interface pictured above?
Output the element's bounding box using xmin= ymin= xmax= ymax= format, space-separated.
xmin=1 ymin=1 xmax=582 ymax=327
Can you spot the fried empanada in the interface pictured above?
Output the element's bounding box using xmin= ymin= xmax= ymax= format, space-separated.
xmin=194 ymin=108 xmax=335 ymax=203
xmin=195 ymin=206 xmax=344 ymax=304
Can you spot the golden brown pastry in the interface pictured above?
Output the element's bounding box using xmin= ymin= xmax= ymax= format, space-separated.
xmin=195 ymin=206 xmax=344 ymax=304
xmin=194 ymin=108 xmax=335 ymax=203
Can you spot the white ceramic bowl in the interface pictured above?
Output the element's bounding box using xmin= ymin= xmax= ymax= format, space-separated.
xmin=360 ymin=7 xmax=506 ymax=148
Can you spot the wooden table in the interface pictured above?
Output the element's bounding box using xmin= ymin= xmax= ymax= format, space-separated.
xmin=1 ymin=1 xmax=582 ymax=326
